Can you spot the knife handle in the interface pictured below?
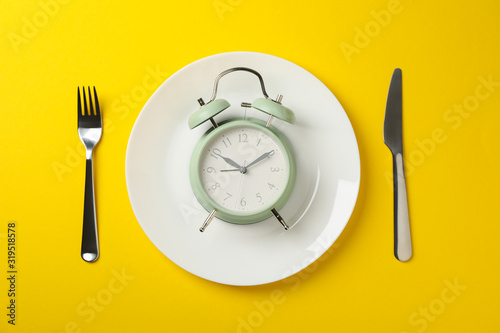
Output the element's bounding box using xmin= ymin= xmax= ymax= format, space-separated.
xmin=393 ymin=152 xmax=412 ymax=261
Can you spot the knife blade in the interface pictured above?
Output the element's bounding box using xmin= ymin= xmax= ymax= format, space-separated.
xmin=383 ymin=68 xmax=412 ymax=262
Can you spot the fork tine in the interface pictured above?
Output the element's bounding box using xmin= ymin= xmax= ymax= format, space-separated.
xmin=93 ymin=86 xmax=101 ymax=118
xmin=83 ymin=87 xmax=89 ymax=115
xmin=87 ymin=86 xmax=94 ymax=115
xmin=77 ymin=87 xmax=82 ymax=115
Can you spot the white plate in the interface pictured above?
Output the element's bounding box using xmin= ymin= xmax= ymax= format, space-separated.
xmin=125 ymin=52 xmax=360 ymax=286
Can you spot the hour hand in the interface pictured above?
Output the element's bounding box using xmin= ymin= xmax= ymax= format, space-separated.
xmin=220 ymin=155 xmax=242 ymax=169
xmin=246 ymin=150 xmax=275 ymax=169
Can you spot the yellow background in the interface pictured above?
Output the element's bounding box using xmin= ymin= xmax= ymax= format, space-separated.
xmin=1 ymin=0 xmax=499 ymax=332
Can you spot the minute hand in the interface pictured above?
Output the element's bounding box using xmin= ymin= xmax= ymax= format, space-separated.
xmin=246 ymin=150 xmax=275 ymax=169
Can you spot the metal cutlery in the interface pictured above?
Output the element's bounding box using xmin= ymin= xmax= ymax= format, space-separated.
xmin=77 ymin=86 xmax=102 ymax=262
xmin=383 ymin=69 xmax=412 ymax=262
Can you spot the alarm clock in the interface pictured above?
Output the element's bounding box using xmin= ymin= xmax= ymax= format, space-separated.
xmin=188 ymin=67 xmax=296 ymax=232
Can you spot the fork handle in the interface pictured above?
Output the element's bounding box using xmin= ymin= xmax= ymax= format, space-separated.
xmin=81 ymin=156 xmax=99 ymax=262
xmin=393 ymin=153 xmax=412 ymax=262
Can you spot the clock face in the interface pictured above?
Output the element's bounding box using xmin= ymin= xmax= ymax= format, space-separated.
xmin=195 ymin=122 xmax=293 ymax=220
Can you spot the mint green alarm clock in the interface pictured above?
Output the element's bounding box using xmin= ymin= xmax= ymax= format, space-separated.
xmin=188 ymin=67 xmax=297 ymax=232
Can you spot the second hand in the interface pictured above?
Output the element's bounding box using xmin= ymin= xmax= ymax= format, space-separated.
xmin=233 ymin=160 xmax=246 ymax=209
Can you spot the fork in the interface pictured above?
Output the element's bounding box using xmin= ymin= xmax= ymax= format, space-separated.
xmin=77 ymin=86 xmax=102 ymax=262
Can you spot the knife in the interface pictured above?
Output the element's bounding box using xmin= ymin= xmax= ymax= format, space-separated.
xmin=383 ymin=68 xmax=412 ymax=262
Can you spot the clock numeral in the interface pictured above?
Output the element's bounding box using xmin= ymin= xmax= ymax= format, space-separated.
xmin=239 ymin=133 xmax=248 ymax=143
xmin=240 ymin=197 xmax=246 ymax=207
xmin=256 ymin=193 xmax=263 ymax=203
xmin=211 ymin=148 xmax=221 ymax=159
xmin=256 ymin=138 xmax=261 ymax=146
xmin=268 ymin=183 xmax=276 ymax=190
xmin=270 ymin=167 xmax=280 ymax=172
xmin=222 ymin=137 xmax=232 ymax=148
xmin=224 ymin=193 xmax=232 ymax=201
xmin=206 ymin=167 xmax=216 ymax=173
xmin=211 ymin=183 xmax=220 ymax=190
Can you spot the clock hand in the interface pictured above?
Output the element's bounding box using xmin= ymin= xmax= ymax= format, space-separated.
xmin=220 ymin=168 xmax=240 ymax=172
xmin=220 ymin=166 xmax=248 ymax=174
xmin=221 ymin=150 xmax=274 ymax=173
xmin=245 ymin=150 xmax=275 ymax=169
xmin=219 ymin=155 xmax=242 ymax=169
xmin=234 ymin=160 xmax=246 ymax=208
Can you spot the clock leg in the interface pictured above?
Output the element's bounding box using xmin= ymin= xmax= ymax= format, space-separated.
xmin=271 ymin=208 xmax=289 ymax=230
xmin=200 ymin=209 xmax=217 ymax=232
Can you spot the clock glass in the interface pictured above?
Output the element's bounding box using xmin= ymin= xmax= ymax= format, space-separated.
xmin=190 ymin=119 xmax=295 ymax=224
